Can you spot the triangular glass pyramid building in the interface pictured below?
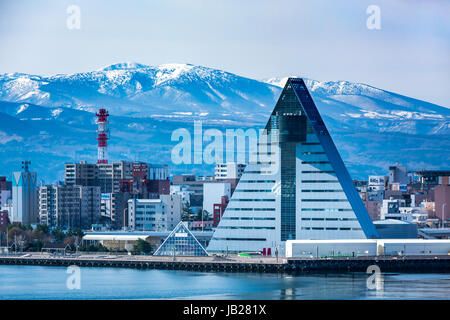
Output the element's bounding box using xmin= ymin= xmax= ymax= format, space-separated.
xmin=154 ymin=221 xmax=209 ymax=256
xmin=207 ymin=78 xmax=379 ymax=254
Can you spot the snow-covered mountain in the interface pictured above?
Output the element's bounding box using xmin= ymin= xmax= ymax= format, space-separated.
xmin=0 ymin=62 xmax=278 ymax=125
xmin=0 ymin=63 xmax=448 ymax=182
xmin=264 ymin=76 xmax=449 ymax=133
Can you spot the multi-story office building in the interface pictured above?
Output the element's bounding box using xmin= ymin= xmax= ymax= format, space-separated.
xmin=39 ymin=184 xmax=101 ymax=229
xmin=127 ymin=195 xmax=182 ymax=232
xmin=79 ymin=186 xmax=102 ymax=228
xmin=65 ymin=161 xmax=170 ymax=229
xmin=161 ymin=194 xmax=183 ymax=231
xmin=110 ymin=192 xmax=131 ymax=228
xmin=127 ymin=199 xmax=167 ymax=231
xmin=12 ymin=162 xmax=38 ymax=225
xmin=388 ymin=165 xmax=409 ymax=185
xmin=65 ymin=161 xmax=137 ymax=193
xmin=40 ymin=185 xmax=76 ymax=228
xmin=64 ymin=161 xmax=97 ymax=187
xmin=96 ymin=162 xmax=133 ymax=193
xmin=207 ymin=78 xmax=379 ymax=254
xmin=215 ymin=163 xmax=246 ymax=180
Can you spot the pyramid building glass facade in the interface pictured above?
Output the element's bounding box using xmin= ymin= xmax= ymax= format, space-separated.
xmin=154 ymin=221 xmax=209 ymax=256
xmin=207 ymin=78 xmax=379 ymax=254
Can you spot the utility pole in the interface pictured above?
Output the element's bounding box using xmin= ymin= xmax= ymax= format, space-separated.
xmin=442 ymin=203 xmax=447 ymax=229
xmin=275 ymin=246 xmax=279 ymax=263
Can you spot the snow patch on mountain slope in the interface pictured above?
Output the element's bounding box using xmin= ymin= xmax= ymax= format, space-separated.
xmin=16 ymin=104 xmax=29 ymax=114
xmin=206 ymin=82 xmax=226 ymax=100
xmin=155 ymin=63 xmax=195 ymax=85
xmin=51 ymin=108 xmax=63 ymax=117
xmin=263 ymin=77 xmax=292 ymax=88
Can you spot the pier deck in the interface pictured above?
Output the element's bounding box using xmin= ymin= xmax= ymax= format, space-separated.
xmin=0 ymin=253 xmax=449 ymax=273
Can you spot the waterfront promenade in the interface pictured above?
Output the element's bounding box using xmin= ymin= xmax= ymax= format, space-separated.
xmin=0 ymin=253 xmax=449 ymax=273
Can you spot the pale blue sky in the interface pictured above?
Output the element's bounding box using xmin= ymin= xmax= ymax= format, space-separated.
xmin=0 ymin=0 xmax=449 ymax=106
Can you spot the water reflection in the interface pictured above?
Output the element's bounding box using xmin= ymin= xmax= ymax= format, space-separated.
xmin=0 ymin=266 xmax=448 ymax=300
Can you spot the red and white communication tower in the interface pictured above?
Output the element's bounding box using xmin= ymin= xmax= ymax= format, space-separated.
xmin=96 ymin=108 xmax=109 ymax=164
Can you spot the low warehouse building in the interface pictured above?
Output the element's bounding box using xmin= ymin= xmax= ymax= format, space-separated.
xmin=286 ymin=239 xmax=450 ymax=258
xmin=378 ymin=239 xmax=450 ymax=256
xmin=286 ymin=240 xmax=378 ymax=258
xmin=82 ymin=230 xmax=213 ymax=252
xmin=82 ymin=234 xmax=152 ymax=251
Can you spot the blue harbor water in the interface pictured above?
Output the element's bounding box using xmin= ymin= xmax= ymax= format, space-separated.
xmin=0 ymin=265 xmax=449 ymax=300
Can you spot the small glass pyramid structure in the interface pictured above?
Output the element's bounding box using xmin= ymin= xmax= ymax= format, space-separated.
xmin=154 ymin=221 xmax=209 ymax=256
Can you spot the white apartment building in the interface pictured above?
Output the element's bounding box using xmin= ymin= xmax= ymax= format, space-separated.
xmin=161 ymin=194 xmax=183 ymax=231
xmin=128 ymin=199 xmax=166 ymax=231
xmin=128 ymin=195 xmax=182 ymax=232
xmin=215 ymin=163 xmax=246 ymax=180
xmin=170 ymin=185 xmax=194 ymax=205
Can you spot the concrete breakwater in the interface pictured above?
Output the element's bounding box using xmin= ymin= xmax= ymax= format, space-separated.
xmin=0 ymin=254 xmax=449 ymax=273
